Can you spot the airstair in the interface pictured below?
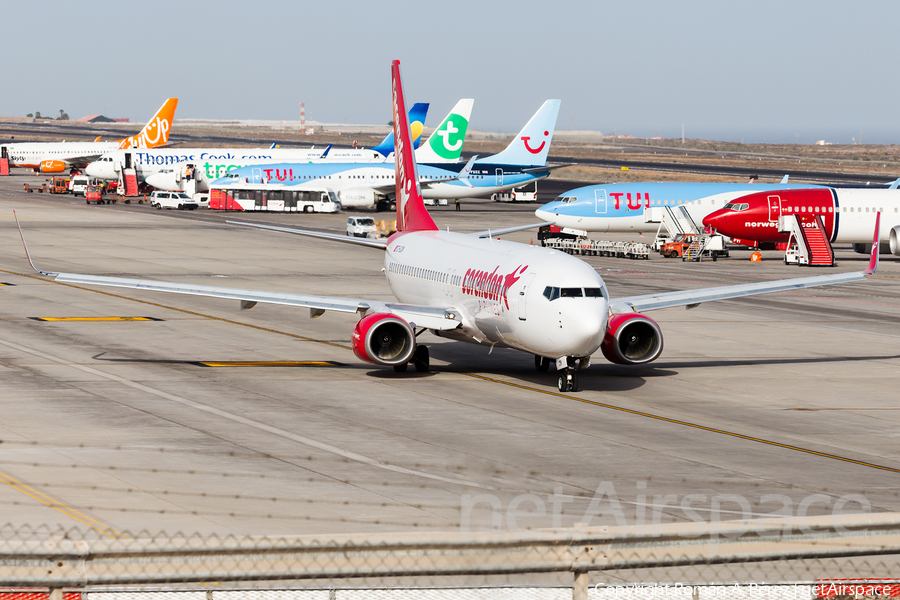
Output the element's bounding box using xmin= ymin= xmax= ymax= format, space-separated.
xmin=645 ymin=205 xmax=702 ymax=249
xmin=122 ymin=168 xmax=139 ymax=196
xmin=778 ymin=214 xmax=834 ymax=266
xmin=0 ymin=147 xmax=9 ymax=175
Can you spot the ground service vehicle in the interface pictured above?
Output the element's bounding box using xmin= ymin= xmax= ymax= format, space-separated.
xmin=150 ymin=191 xmax=198 ymax=210
xmin=347 ymin=216 xmax=379 ymax=237
xmin=23 ymin=183 xmax=47 ymax=193
xmin=48 ymin=177 xmax=69 ymax=194
xmin=85 ymin=185 xmax=104 ymax=205
xmin=660 ymin=233 xmax=696 ymax=257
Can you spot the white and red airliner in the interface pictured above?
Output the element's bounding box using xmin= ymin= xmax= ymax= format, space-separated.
xmin=16 ymin=61 xmax=882 ymax=392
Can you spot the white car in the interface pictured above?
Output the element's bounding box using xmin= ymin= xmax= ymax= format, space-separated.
xmin=150 ymin=191 xmax=198 ymax=210
xmin=70 ymin=175 xmax=99 ymax=197
xmin=346 ymin=216 xmax=379 ymax=237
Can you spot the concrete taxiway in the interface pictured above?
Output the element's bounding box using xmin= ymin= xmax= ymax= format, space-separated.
xmin=1 ymin=174 xmax=899 ymax=553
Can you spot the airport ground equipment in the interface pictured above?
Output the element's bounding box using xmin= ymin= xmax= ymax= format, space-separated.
xmin=780 ymin=214 xmax=834 ymax=266
xmin=22 ymin=182 xmax=47 ymax=193
xmin=84 ymin=185 xmax=104 ymax=205
xmin=48 ymin=177 xmax=69 ymax=194
xmin=681 ymin=233 xmax=730 ymax=262
xmin=543 ymin=237 xmax=651 ymax=259
xmin=493 ymin=181 xmax=538 ymax=202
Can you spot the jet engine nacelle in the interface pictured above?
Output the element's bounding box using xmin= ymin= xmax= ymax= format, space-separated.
xmin=852 ymin=242 xmax=893 ymax=255
xmin=890 ymin=225 xmax=900 ymax=256
xmin=39 ymin=160 xmax=67 ymax=173
xmin=339 ymin=187 xmax=377 ymax=208
xmin=600 ymin=313 xmax=664 ymax=365
xmin=351 ymin=312 xmax=416 ymax=366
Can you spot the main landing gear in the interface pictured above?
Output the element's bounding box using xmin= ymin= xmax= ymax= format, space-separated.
xmin=393 ymin=345 xmax=430 ymax=373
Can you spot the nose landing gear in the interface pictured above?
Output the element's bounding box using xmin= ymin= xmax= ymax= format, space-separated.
xmin=558 ymin=370 xmax=578 ymax=393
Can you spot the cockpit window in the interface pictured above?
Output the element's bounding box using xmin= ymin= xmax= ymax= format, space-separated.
xmin=584 ymin=287 xmax=606 ymax=299
xmin=545 ymin=286 xmax=608 ymax=300
xmin=723 ymin=202 xmax=749 ymax=211
xmin=559 ymin=196 xmax=578 ymax=204
xmin=543 ymin=286 xmax=560 ymax=301
xmin=560 ymin=288 xmax=583 ymax=298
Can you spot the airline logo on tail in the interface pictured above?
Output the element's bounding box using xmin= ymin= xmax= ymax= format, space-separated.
xmin=428 ymin=113 xmax=469 ymax=159
xmin=118 ymin=98 xmax=178 ymax=149
xmin=522 ymin=130 xmax=549 ymax=154
xmin=391 ymin=60 xmax=436 ymax=233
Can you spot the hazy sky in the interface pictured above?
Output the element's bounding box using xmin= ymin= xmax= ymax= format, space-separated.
xmin=6 ymin=0 xmax=900 ymax=144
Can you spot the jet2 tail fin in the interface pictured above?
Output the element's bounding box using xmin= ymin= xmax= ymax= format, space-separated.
xmin=482 ymin=99 xmax=561 ymax=166
xmin=391 ymin=61 xmax=437 ymax=233
xmin=118 ymin=98 xmax=178 ymax=149
xmin=373 ymin=102 xmax=429 ymax=156
xmin=414 ymin=99 xmax=474 ymax=164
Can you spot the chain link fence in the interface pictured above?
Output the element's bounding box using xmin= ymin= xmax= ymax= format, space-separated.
xmin=1 ymin=513 xmax=899 ymax=599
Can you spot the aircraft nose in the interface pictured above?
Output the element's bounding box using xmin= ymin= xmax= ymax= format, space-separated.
xmin=84 ymin=162 xmax=101 ymax=178
xmin=535 ymin=208 xmax=555 ymax=221
xmin=702 ymin=210 xmax=724 ymax=230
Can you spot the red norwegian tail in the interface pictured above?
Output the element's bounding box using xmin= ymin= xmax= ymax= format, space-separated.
xmin=391 ymin=61 xmax=437 ymax=233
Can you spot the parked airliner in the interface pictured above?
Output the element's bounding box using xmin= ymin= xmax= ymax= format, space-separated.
xmin=703 ymin=187 xmax=900 ymax=253
xmin=15 ymin=61 xmax=880 ymax=393
xmin=534 ymin=182 xmax=830 ymax=233
xmin=208 ymin=99 xmax=561 ymax=211
xmin=1 ymin=99 xmax=178 ymax=173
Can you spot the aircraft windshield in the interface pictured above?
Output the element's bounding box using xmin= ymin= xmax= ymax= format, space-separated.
xmin=723 ymin=202 xmax=750 ymax=211
xmin=556 ymin=196 xmax=578 ymax=204
xmin=543 ymin=286 xmax=608 ymax=301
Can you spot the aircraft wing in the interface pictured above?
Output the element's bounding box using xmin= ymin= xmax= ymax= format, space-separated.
xmin=521 ymin=163 xmax=573 ymax=175
xmin=226 ymin=221 xmax=388 ymax=248
xmin=15 ymin=213 xmax=459 ymax=331
xmin=609 ymin=214 xmax=880 ymax=314
xmin=471 ymin=223 xmax=548 ymax=238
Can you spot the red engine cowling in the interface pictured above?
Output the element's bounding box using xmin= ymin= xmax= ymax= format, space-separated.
xmin=351 ymin=312 xmax=416 ymax=366
xmin=601 ymin=313 xmax=664 ymax=365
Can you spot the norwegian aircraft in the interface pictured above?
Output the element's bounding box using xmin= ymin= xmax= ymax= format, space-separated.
xmin=208 ymin=99 xmax=561 ymax=210
xmin=534 ymin=182 xmax=830 ymax=233
xmin=702 ymin=187 xmax=900 ymax=253
xmin=84 ymin=101 xmax=469 ymax=191
xmin=1 ymin=99 xmax=178 ymax=173
xmin=15 ymin=61 xmax=881 ymax=393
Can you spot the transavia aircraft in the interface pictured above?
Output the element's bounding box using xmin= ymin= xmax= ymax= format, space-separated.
xmin=1 ymin=99 xmax=178 ymax=173
xmin=15 ymin=62 xmax=882 ymax=393
xmin=208 ymin=99 xmax=562 ymax=211
xmin=534 ymin=182 xmax=833 ymax=233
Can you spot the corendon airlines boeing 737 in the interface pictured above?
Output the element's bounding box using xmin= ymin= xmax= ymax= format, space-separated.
xmin=1 ymin=98 xmax=178 ymax=173
xmin=16 ymin=62 xmax=881 ymax=392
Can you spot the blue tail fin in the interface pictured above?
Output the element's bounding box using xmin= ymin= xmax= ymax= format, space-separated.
xmin=373 ymin=102 xmax=429 ymax=156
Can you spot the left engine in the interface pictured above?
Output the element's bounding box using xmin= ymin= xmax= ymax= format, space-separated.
xmin=39 ymin=160 xmax=67 ymax=173
xmin=600 ymin=313 xmax=664 ymax=365
xmin=351 ymin=313 xmax=416 ymax=366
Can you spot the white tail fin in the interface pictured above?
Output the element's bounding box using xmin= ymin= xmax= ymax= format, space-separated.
xmin=482 ymin=99 xmax=560 ymax=166
xmin=414 ymin=99 xmax=474 ymax=164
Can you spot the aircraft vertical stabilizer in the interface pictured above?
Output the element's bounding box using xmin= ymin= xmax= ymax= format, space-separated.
xmin=414 ymin=99 xmax=474 ymax=164
xmin=372 ymin=103 xmax=429 ymax=156
xmin=392 ymin=61 xmax=437 ymax=233
xmin=482 ymin=99 xmax=560 ymax=166
xmin=118 ymin=98 xmax=179 ymax=149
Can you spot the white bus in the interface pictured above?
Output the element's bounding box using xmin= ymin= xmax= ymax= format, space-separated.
xmin=208 ymin=186 xmax=340 ymax=213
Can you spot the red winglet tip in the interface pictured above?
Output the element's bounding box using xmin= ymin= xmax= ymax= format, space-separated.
xmin=866 ymin=211 xmax=880 ymax=275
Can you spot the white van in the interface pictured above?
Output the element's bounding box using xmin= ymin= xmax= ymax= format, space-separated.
xmin=347 ymin=216 xmax=379 ymax=237
xmin=70 ymin=175 xmax=99 ymax=197
xmin=150 ymin=191 xmax=199 ymax=210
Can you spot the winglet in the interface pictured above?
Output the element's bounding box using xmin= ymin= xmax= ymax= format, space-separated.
xmin=457 ymin=155 xmax=478 ymax=180
xmin=865 ymin=211 xmax=881 ymax=276
xmin=13 ymin=211 xmax=57 ymax=277
xmin=780 ymin=174 xmax=789 ymax=184
xmin=319 ymin=144 xmax=332 ymax=159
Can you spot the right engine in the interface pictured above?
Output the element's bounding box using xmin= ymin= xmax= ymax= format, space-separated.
xmin=600 ymin=313 xmax=664 ymax=365
xmin=351 ymin=313 xmax=416 ymax=366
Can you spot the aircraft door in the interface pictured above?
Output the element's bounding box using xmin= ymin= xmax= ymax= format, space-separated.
xmin=767 ymin=195 xmax=782 ymax=222
xmin=251 ymin=168 xmax=263 ymax=184
xmin=124 ymin=152 xmax=132 ymax=169
xmin=495 ymin=168 xmax=503 ymax=187
xmin=517 ymin=273 xmax=537 ymax=321
xmin=1 ymin=146 xmax=7 ymax=159
xmin=595 ymin=189 xmax=608 ymax=214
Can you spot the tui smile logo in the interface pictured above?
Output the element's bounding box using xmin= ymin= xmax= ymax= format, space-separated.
xmin=522 ymin=130 xmax=549 ymax=154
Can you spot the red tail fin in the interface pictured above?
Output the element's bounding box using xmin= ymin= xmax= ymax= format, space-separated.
xmin=391 ymin=61 xmax=437 ymax=233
